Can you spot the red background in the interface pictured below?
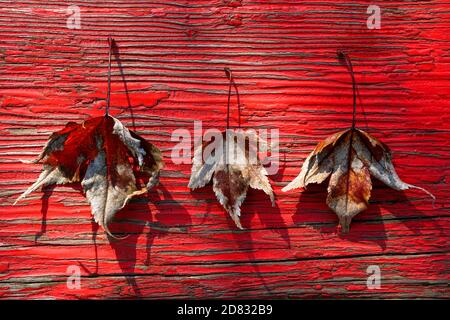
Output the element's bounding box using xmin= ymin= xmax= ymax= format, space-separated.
xmin=0 ymin=0 xmax=448 ymax=299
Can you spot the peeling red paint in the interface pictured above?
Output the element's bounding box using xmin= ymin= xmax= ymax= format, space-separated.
xmin=0 ymin=0 xmax=448 ymax=299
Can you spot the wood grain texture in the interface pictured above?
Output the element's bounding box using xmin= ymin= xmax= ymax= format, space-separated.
xmin=0 ymin=0 xmax=449 ymax=299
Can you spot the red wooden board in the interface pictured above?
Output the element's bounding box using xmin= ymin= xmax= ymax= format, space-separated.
xmin=0 ymin=0 xmax=448 ymax=299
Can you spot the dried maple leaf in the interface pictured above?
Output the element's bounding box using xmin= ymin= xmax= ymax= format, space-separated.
xmin=189 ymin=131 xmax=274 ymax=229
xmin=282 ymin=51 xmax=434 ymax=232
xmin=14 ymin=115 xmax=163 ymax=237
xmin=14 ymin=38 xmax=163 ymax=237
xmin=188 ymin=68 xmax=274 ymax=228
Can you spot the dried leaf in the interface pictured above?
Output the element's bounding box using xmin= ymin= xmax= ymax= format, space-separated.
xmin=282 ymin=128 xmax=434 ymax=232
xmin=14 ymin=115 xmax=164 ymax=237
xmin=189 ymin=131 xmax=275 ymax=229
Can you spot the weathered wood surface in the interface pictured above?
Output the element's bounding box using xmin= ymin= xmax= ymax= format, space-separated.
xmin=0 ymin=0 xmax=448 ymax=299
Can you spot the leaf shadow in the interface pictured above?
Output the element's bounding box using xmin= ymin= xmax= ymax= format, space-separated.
xmin=34 ymin=185 xmax=56 ymax=241
xmin=243 ymin=188 xmax=290 ymax=249
xmin=107 ymin=205 xmax=147 ymax=298
xmin=226 ymin=189 xmax=287 ymax=296
xmin=291 ymin=178 xmax=439 ymax=250
xmin=71 ymin=182 xmax=190 ymax=298
xmin=103 ymin=181 xmax=191 ymax=298
xmin=110 ymin=38 xmax=136 ymax=130
xmin=189 ymin=180 xmax=282 ymax=295
xmin=227 ymin=227 xmax=275 ymax=296
xmin=267 ymin=151 xmax=286 ymax=184
xmin=368 ymin=182 xmax=443 ymax=236
xmin=144 ymin=183 xmax=192 ymax=266
xmin=243 ymin=192 xmax=290 ymax=294
xmin=189 ymin=187 xmax=217 ymax=226
xmin=33 ymin=182 xmax=142 ymax=297
xmin=33 ymin=184 xmax=104 ymax=291
xmin=78 ymin=220 xmax=100 ymax=278
xmin=291 ymin=182 xmax=388 ymax=250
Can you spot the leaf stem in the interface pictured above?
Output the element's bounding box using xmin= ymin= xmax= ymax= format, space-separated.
xmin=224 ymin=67 xmax=233 ymax=130
xmin=106 ymin=37 xmax=113 ymax=117
xmin=224 ymin=67 xmax=242 ymax=129
xmin=337 ymin=50 xmax=357 ymax=130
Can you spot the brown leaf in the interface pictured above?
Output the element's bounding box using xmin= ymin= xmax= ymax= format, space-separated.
xmin=189 ymin=130 xmax=275 ymax=229
xmin=282 ymin=128 xmax=434 ymax=232
xmin=14 ymin=115 xmax=164 ymax=237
